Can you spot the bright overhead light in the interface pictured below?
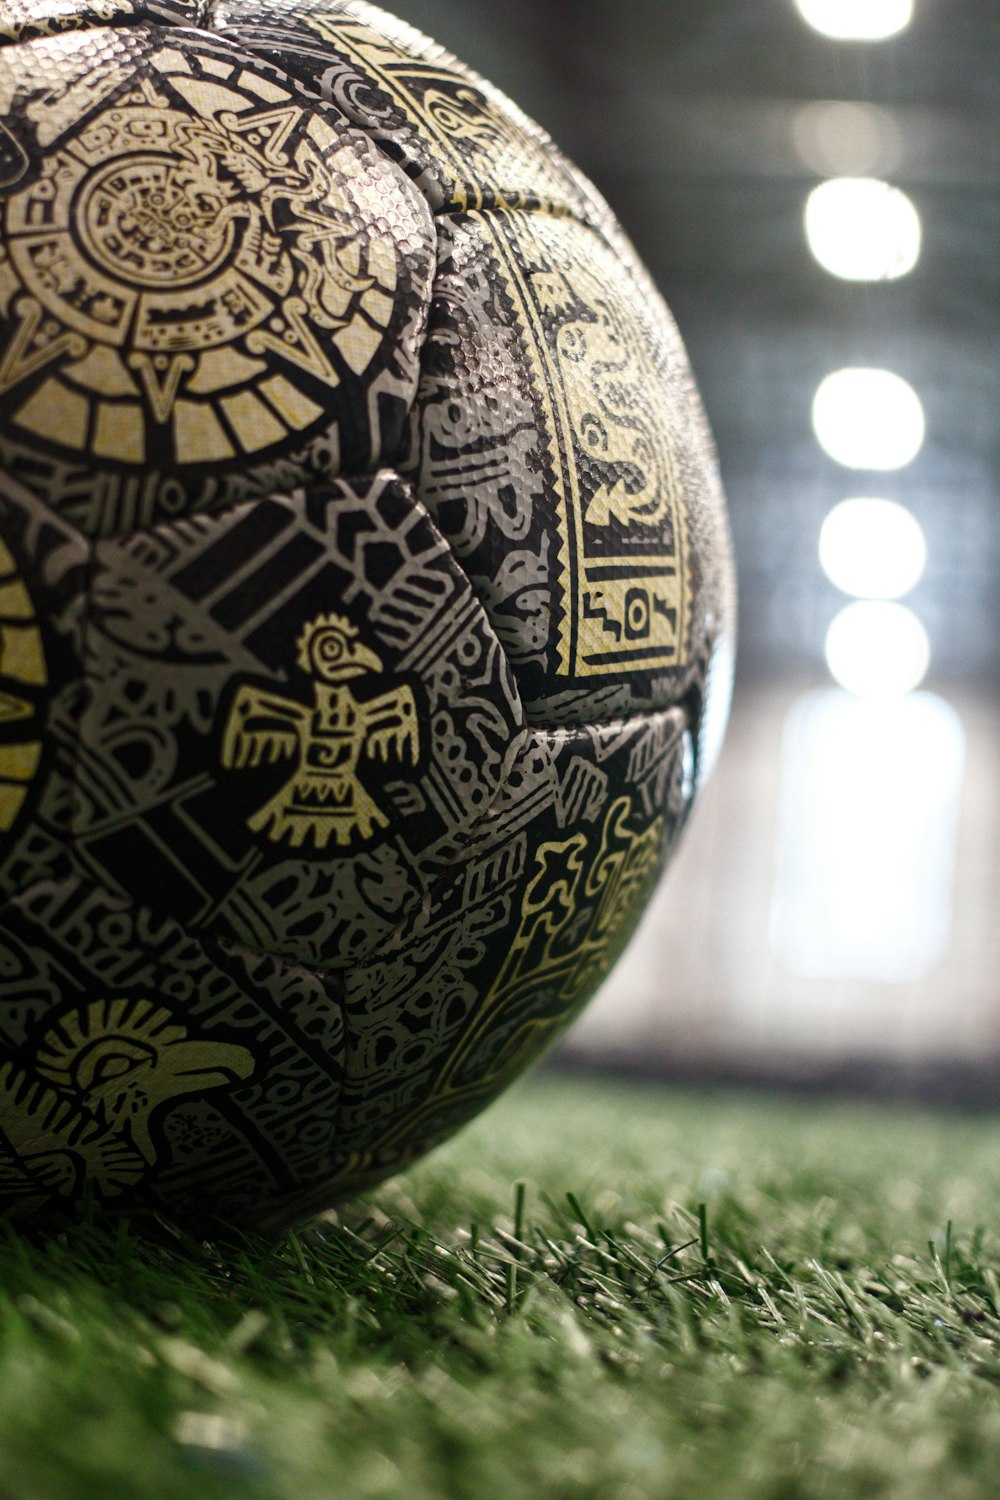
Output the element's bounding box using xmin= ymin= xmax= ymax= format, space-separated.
xmin=805 ymin=178 xmax=921 ymax=282
xmin=825 ymin=600 xmax=930 ymax=697
xmin=795 ymin=0 xmax=913 ymax=42
xmin=819 ymin=498 xmax=927 ymax=599
xmin=812 ymin=368 xmax=925 ymax=470
xmin=793 ymin=101 xmax=902 ymax=178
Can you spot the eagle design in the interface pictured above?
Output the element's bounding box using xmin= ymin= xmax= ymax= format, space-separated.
xmin=0 ymin=997 xmax=255 ymax=1210
xmin=221 ymin=613 xmax=420 ymax=850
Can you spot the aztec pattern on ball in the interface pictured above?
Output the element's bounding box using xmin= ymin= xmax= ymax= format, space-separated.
xmin=0 ymin=0 xmax=734 ymax=1229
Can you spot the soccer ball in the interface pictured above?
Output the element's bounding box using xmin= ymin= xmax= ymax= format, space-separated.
xmin=0 ymin=0 xmax=734 ymax=1229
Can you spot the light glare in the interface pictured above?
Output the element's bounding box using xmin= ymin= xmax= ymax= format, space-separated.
xmin=819 ymin=498 xmax=927 ymax=599
xmin=812 ymin=368 xmax=925 ymax=470
xmin=795 ymin=0 xmax=913 ymax=41
xmin=772 ymin=689 xmax=964 ymax=983
xmin=825 ymin=600 xmax=930 ymax=697
xmin=806 ymin=178 xmax=920 ymax=282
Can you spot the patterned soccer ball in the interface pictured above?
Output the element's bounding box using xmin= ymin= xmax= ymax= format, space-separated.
xmin=0 ymin=0 xmax=734 ymax=1229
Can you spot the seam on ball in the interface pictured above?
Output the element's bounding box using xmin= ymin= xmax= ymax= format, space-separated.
xmin=0 ymin=870 xmax=348 ymax=1015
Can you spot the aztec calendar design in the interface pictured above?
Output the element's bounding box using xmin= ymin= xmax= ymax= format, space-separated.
xmin=0 ymin=0 xmax=735 ymax=1230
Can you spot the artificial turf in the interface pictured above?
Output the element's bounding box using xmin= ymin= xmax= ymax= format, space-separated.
xmin=2 ymin=1073 xmax=1000 ymax=1500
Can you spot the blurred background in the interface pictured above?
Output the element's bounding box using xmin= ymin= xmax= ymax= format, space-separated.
xmin=394 ymin=0 xmax=1000 ymax=1100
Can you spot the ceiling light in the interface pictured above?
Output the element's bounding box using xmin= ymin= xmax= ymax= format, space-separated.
xmin=805 ymin=177 xmax=921 ymax=281
xmin=812 ymin=368 xmax=925 ymax=470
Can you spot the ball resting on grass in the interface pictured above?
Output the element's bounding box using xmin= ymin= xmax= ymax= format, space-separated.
xmin=0 ymin=1 xmax=733 ymax=1230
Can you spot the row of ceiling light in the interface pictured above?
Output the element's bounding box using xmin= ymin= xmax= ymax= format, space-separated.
xmin=773 ymin=0 xmax=964 ymax=985
xmin=794 ymin=0 xmax=929 ymax=698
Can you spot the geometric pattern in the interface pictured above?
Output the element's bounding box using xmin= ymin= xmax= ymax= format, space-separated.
xmin=0 ymin=23 xmax=435 ymax=534
xmin=0 ymin=0 xmax=735 ymax=1229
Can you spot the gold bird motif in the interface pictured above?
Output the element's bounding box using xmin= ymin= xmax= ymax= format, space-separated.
xmin=221 ymin=613 xmax=420 ymax=850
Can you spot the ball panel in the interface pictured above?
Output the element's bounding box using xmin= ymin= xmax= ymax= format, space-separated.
xmin=406 ymin=207 xmax=728 ymax=732
xmin=0 ymin=471 xmax=88 ymax=902
xmin=337 ymin=709 xmax=692 ymax=1154
xmin=74 ymin=469 xmax=526 ymax=969
xmin=0 ymin=25 xmax=435 ymax=533
xmin=0 ymin=873 xmax=346 ymax=1224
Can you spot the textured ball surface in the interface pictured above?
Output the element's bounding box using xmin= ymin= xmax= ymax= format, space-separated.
xmin=0 ymin=0 xmax=734 ymax=1229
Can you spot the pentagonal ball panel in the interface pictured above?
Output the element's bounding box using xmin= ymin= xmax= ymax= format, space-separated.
xmin=407 ymin=209 xmax=732 ymax=732
xmin=75 ymin=470 xmax=525 ymax=969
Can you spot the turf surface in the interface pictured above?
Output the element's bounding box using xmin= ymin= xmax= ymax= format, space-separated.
xmin=2 ymin=1074 xmax=1000 ymax=1500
